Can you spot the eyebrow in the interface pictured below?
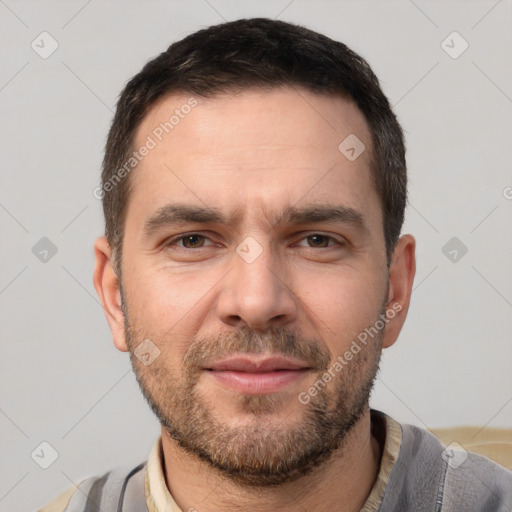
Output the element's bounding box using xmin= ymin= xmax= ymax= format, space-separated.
xmin=143 ymin=202 xmax=370 ymax=238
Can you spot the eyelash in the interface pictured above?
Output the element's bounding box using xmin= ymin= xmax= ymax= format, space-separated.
xmin=164 ymin=233 xmax=345 ymax=250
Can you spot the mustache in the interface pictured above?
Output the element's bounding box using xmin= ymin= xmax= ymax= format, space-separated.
xmin=183 ymin=326 xmax=331 ymax=375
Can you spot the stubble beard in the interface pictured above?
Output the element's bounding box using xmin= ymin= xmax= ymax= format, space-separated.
xmin=122 ymin=296 xmax=385 ymax=487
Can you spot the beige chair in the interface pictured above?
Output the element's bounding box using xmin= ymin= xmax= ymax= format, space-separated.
xmin=429 ymin=426 xmax=512 ymax=471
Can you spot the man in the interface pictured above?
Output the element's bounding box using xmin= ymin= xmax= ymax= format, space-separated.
xmin=39 ymin=17 xmax=512 ymax=512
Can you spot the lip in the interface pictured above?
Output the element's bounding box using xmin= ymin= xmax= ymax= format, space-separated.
xmin=206 ymin=355 xmax=310 ymax=372
xmin=204 ymin=355 xmax=312 ymax=394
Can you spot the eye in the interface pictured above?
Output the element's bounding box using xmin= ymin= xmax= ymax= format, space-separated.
xmin=165 ymin=233 xmax=214 ymax=249
xmin=295 ymin=234 xmax=343 ymax=248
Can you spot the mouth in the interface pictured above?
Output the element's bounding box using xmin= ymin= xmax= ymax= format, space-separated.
xmin=203 ymin=355 xmax=313 ymax=394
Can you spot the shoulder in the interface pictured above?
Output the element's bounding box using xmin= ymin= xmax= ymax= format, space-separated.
xmin=37 ymin=461 xmax=146 ymax=512
xmin=387 ymin=419 xmax=512 ymax=511
xmin=441 ymin=446 xmax=512 ymax=511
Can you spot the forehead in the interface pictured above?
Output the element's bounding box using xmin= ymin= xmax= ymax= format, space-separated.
xmin=126 ymin=86 xmax=380 ymax=232
xmin=135 ymin=86 xmax=372 ymax=161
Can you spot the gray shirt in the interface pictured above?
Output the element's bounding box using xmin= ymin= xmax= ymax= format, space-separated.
xmin=38 ymin=409 xmax=512 ymax=511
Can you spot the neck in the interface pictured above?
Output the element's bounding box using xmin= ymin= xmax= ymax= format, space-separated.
xmin=160 ymin=408 xmax=382 ymax=512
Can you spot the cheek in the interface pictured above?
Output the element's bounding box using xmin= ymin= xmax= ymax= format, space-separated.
xmin=126 ymin=267 xmax=220 ymax=349
xmin=130 ymin=269 xmax=183 ymax=313
xmin=294 ymin=267 xmax=385 ymax=347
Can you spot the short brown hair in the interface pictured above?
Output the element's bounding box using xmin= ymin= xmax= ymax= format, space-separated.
xmin=101 ymin=17 xmax=407 ymax=276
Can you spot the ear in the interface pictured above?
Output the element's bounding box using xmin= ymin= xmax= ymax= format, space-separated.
xmin=381 ymin=234 xmax=416 ymax=349
xmin=93 ymin=236 xmax=129 ymax=352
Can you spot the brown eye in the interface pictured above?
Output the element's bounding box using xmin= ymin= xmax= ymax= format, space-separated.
xmin=165 ymin=233 xmax=213 ymax=250
xmin=306 ymin=235 xmax=333 ymax=248
xmin=180 ymin=234 xmax=206 ymax=248
xmin=293 ymin=233 xmax=345 ymax=251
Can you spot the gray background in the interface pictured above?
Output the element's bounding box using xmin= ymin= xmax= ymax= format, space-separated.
xmin=1 ymin=1 xmax=511 ymax=510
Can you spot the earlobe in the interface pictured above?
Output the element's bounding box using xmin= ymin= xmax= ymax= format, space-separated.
xmin=382 ymin=234 xmax=416 ymax=349
xmin=93 ymin=236 xmax=129 ymax=352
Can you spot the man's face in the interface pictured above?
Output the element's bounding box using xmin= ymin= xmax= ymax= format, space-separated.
xmin=116 ymin=87 xmax=391 ymax=485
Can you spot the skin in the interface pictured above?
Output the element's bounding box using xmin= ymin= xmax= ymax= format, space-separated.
xmin=94 ymin=86 xmax=416 ymax=512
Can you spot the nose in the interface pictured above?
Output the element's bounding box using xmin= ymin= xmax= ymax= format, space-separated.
xmin=215 ymin=241 xmax=298 ymax=331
